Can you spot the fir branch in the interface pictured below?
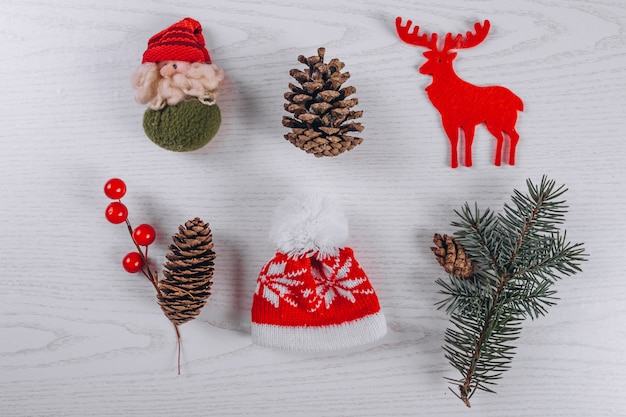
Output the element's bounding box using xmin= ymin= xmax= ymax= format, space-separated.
xmin=436 ymin=276 xmax=485 ymax=316
xmin=435 ymin=176 xmax=587 ymax=407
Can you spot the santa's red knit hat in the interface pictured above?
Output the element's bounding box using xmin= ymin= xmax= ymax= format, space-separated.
xmin=251 ymin=194 xmax=387 ymax=350
xmin=142 ymin=17 xmax=212 ymax=64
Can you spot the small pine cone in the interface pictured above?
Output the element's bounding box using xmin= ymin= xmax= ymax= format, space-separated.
xmin=158 ymin=218 xmax=215 ymax=325
xmin=282 ymin=47 xmax=364 ymax=157
xmin=431 ymin=233 xmax=473 ymax=279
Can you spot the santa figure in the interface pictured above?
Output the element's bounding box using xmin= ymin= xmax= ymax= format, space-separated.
xmin=131 ymin=18 xmax=225 ymax=151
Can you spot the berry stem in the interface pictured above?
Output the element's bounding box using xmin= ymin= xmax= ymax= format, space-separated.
xmin=124 ymin=217 xmax=161 ymax=297
xmin=174 ymin=323 xmax=181 ymax=375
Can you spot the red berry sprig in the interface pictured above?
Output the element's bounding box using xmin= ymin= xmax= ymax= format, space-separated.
xmin=103 ymin=178 xmax=211 ymax=375
xmin=103 ymin=178 xmax=160 ymax=293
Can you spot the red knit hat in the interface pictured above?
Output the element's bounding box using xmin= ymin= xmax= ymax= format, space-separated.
xmin=142 ymin=18 xmax=212 ymax=64
xmin=251 ymin=194 xmax=387 ymax=350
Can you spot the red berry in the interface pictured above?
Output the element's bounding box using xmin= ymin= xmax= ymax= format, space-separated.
xmin=133 ymin=224 xmax=156 ymax=246
xmin=105 ymin=201 xmax=128 ymax=224
xmin=122 ymin=252 xmax=144 ymax=273
xmin=104 ymin=178 xmax=126 ymax=200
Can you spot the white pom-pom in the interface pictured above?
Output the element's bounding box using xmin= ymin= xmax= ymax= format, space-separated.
xmin=270 ymin=194 xmax=349 ymax=257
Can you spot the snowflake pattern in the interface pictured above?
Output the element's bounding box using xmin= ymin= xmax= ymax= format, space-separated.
xmin=311 ymin=255 xmax=372 ymax=309
xmin=256 ymin=261 xmax=306 ymax=308
xmin=257 ymin=251 xmax=374 ymax=312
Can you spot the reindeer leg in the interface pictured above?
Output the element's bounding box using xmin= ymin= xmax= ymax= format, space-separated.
xmin=486 ymin=124 xmax=504 ymax=166
xmin=506 ymin=129 xmax=520 ymax=165
xmin=442 ymin=121 xmax=459 ymax=168
xmin=463 ymin=125 xmax=476 ymax=167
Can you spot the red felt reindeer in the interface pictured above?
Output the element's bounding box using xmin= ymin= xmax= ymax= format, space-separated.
xmin=396 ymin=17 xmax=523 ymax=168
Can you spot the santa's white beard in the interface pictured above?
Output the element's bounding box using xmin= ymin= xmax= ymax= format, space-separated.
xmin=131 ymin=62 xmax=225 ymax=110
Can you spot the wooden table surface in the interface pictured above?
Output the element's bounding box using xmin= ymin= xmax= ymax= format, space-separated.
xmin=1 ymin=1 xmax=625 ymax=415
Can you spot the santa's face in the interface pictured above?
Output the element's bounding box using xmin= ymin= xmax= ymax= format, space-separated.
xmin=157 ymin=61 xmax=191 ymax=78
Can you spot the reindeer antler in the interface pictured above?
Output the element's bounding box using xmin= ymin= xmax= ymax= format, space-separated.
xmin=395 ymin=17 xmax=439 ymax=51
xmin=443 ymin=20 xmax=491 ymax=51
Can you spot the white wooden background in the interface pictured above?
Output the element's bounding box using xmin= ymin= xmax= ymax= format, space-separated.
xmin=1 ymin=0 xmax=624 ymax=416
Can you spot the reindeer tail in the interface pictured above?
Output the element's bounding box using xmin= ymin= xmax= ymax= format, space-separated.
xmin=513 ymin=94 xmax=524 ymax=112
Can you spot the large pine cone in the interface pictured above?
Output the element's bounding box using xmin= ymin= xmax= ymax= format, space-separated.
xmin=282 ymin=47 xmax=364 ymax=157
xmin=431 ymin=233 xmax=473 ymax=279
xmin=158 ymin=218 xmax=215 ymax=325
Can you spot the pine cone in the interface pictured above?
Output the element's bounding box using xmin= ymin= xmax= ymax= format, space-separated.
xmin=158 ymin=218 xmax=215 ymax=325
xmin=431 ymin=233 xmax=473 ymax=279
xmin=282 ymin=47 xmax=364 ymax=157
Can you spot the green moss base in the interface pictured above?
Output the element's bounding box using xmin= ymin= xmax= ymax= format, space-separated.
xmin=143 ymin=100 xmax=221 ymax=152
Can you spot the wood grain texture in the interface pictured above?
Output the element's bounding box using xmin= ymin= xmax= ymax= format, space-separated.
xmin=1 ymin=0 xmax=625 ymax=415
